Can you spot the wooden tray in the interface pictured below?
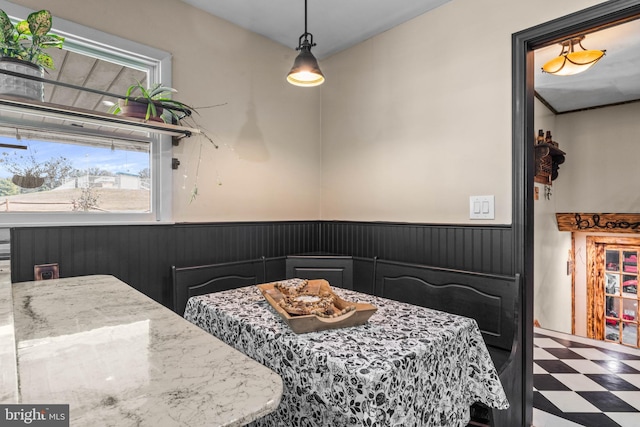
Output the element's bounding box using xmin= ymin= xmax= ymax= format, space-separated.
xmin=257 ymin=279 xmax=377 ymax=334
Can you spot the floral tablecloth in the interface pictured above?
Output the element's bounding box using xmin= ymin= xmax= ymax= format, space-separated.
xmin=184 ymin=282 xmax=508 ymax=427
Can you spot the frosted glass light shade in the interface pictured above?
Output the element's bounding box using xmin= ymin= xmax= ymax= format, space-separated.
xmin=542 ymin=49 xmax=606 ymax=76
xmin=542 ymin=36 xmax=605 ymax=76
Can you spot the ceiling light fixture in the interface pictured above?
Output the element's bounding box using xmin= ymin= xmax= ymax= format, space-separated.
xmin=542 ymin=36 xmax=606 ymax=76
xmin=287 ymin=0 xmax=325 ymax=87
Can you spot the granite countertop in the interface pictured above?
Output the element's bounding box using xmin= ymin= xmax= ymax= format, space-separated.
xmin=0 ymin=268 xmax=17 ymax=403
xmin=1 ymin=274 xmax=282 ymax=427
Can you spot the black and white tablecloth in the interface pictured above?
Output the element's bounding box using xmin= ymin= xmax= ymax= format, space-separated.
xmin=184 ymin=282 xmax=509 ymax=427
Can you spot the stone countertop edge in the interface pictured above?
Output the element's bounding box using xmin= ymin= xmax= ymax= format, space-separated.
xmin=0 ymin=269 xmax=18 ymax=403
xmin=6 ymin=274 xmax=283 ymax=427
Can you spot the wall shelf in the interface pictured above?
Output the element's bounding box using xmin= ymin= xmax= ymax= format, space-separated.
xmin=0 ymin=95 xmax=200 ymax=142
xmin=534 ymin=142 xmax=565 ymax=185
xmin=0 ymin=68 xmax=200 ymax=142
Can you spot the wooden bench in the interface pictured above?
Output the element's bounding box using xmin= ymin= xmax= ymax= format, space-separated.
xmin=172 ymin=257 xmax=269 ymax=315
xmin=373 ymin=259 xmax=520 ymax=426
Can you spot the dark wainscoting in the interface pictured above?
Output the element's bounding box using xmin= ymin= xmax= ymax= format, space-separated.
xmin=10 ymin=221 xmax=319 ymax=307
xmin=10 ymin=220 xmax=514 ymax=307
xmin=320 ymin=221 xmax=514 ymax=276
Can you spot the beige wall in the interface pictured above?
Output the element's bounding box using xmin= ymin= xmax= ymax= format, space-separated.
xmin=13 ymin=0 xmax=322 ymax=222
xmin=533 ymin=99 xmax=573 ymax=334
xmin=320 ymin=0 xmax=601 ymax=223
xmin=14 ymin=0 xmax=607 ymax=224
xmin=556 ymin=102 xmax=640 ymax=212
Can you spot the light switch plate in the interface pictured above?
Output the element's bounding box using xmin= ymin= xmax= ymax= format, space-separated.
xmin=469 ymin=195 xmax=495 ymax=219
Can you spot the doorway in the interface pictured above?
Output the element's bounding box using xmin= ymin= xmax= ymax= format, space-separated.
xmin=513 ymin=1 xmax=640 ymax=426
xmin=532 ymin=16 xmax=640 ymax=339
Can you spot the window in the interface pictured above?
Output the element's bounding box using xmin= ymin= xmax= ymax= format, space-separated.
xmin=0 ymin=1 xmax=173 ymax=225
xmin=0 ymin=127 xmax=151 ymax=213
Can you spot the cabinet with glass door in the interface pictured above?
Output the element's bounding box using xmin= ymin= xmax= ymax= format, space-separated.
xmin=604 ymin=247 xmax=639 ymax=347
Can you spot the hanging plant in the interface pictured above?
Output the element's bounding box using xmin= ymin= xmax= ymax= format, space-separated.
xmin=0 ymin=150 xmax=45 ymax=189
xmin=185 ymin=126 xmax=222 ymax=203
xmin=11 ymin=172 xmax=44 ymax=188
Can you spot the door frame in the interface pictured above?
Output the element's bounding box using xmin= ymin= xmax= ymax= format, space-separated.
xmin=512 ymin=1 xmax=640 ymax=425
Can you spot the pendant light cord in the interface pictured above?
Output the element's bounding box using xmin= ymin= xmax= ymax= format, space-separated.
xmin=297 ymin=0 xmax=315 ymax=51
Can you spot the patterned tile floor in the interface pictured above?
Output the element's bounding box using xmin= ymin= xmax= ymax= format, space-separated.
xmin=533 ymin=328 xmax=640 ymax=427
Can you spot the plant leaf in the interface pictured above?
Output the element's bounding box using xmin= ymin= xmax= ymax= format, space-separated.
xmin=15 ymin=20 xmax=29 ymax=35
xmin=190 ymin=184 xmax=198 ymax=203
xmin=0 ymin=11 xmax=15 ymax=44
xmin=27 ymin=10 xmax=51 ymax=37
xmin=36 ymin=54 xmax=54 ymax=69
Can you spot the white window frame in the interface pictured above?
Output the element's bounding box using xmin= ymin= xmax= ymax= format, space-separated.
xmin=0 ymin=1 xmax=173 ymax=226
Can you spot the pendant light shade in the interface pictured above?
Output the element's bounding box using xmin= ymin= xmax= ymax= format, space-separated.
xmin=287 ymin=37 xmax=325 ymax=87
xmin=287 ymin=0 xmax=324 ymax=87
xmin=542 ymin=36 xmax=605 ymax=76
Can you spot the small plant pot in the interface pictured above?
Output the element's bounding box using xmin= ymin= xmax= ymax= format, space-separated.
xmin=118 ymin=99 xmax=164 ymax=122
xmin=0 ymin=58 xmax=44 ymax=101
xmin=12 ymin=174 xmax=44 ymax=189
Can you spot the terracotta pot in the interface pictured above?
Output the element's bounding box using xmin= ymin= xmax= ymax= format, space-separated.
xmin=118 ymin=99 xmax=164 ymax=122
xmin=0 ymin=58 xmax=44 ymax=101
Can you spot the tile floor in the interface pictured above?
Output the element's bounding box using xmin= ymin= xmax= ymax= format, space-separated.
xmin=533 ymin=327 xmax=640 ymax=427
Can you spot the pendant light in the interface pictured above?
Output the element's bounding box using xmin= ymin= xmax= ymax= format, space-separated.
xmin=542 ymin=36 xmax=605 ymax=76
xmin=287 ymin=0 xmax=325 ymax=87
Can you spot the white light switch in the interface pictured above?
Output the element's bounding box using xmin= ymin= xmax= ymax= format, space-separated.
xmin=469 ymin=195 xmax=495 ymax=219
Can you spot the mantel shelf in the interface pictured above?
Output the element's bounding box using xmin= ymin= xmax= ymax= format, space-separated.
xmin=0 ymin=95 xmax=200 ymax=140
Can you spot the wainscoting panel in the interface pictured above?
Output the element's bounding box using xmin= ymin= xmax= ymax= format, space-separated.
xmin=10 ymin=221 xmax=513 ymax=307
xmin=319 ymin=221 xmax=514 ymax=276
xmin=171 ymin=222 xmax=320 ymax=267
xmin=10 ymin=221 xmax=320 ymax=307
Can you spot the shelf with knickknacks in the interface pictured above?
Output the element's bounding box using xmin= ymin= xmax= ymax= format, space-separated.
xmin=534 ymin=129 xmax=566 ymax=186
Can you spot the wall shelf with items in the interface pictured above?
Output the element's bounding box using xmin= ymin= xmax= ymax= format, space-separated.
xmin=0 ymin=68 xmax=200 ymax=143
xmin=534 ymin=130 xmax=565 ymax=185
xmin=0 ymin=95 xmax=200 ymax=143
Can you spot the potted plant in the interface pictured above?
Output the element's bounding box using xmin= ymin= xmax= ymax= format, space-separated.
xmin=0 ymin=9 xmax=64 ymax=101
xmin=110 ymin=81 xmax=194 ymax=123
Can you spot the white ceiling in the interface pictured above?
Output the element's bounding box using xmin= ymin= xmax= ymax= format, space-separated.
xmin=179 ymin=0 xmax=451 ymax=60
xmin=181 ymin=0 xmax=640 ymax=114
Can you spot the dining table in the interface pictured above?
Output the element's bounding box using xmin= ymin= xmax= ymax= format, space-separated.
xmin=184 ymin=279 xmax=509 ymax=427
